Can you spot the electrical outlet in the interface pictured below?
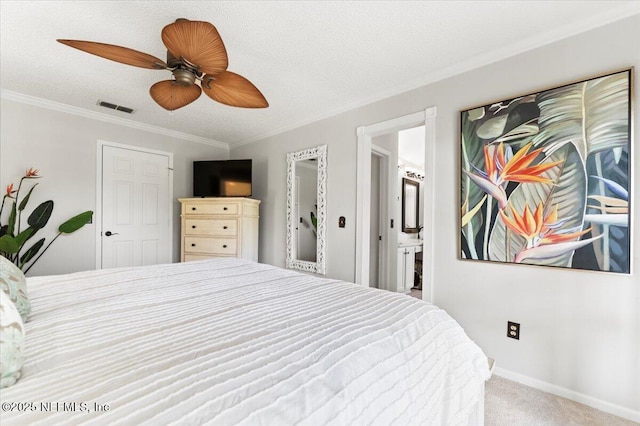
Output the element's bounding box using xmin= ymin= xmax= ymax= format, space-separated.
xmin=507 ymin=321 xmax=520 ymax=340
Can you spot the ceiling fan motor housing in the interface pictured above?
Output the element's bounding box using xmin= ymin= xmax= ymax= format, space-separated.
xmin=173 ymin=68 xmax=196 ymax=86
xmin=165 ymin=50 xmax=197 ymax=86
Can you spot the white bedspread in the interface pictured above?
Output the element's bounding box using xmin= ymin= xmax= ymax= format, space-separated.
xmin=1 ymin=258 xmax=490 ymax=425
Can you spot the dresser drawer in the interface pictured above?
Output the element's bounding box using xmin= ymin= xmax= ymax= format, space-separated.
xmin=184 ymin=202 xmax=239 ymax=215
xmin=184 ymin=254 xmax=234 ymax=262
xmin=184 ymin=219 xmax=237 ymax=236
xmin=184 ymin=237 xmax=237 ymax=255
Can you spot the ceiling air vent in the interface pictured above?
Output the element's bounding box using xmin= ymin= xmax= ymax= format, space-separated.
xmin=97 ymin=100 xmax=134 ymax=114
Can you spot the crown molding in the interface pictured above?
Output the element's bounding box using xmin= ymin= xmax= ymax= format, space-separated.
xmin=229 ymin=5 xmax=640 ymax=148
xmin=0 ymin=90 xmax=230 ymax=150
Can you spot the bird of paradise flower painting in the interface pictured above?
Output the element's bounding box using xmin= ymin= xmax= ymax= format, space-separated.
xmin=461 ymin=69 xmax=631 ymax=274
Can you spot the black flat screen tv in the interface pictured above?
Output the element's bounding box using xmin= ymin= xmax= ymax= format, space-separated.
xmin=193 ymin=159 xmax=252 ymax=197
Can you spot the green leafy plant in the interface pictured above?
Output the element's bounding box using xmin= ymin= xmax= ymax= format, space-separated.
xmin=310 ymin=204 xmax=318 ymax=234
xmin=0 ymin=168 xmax=93 ymax=273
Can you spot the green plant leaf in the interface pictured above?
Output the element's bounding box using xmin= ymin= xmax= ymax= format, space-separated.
xmin=494 ymin=120 xmax=539 ymax=144
xmin=462 ymin=194 xmax=487 ymax=227
xmin=7 ymin=202 xmax=17 ymax=236
xmin=18 ymin=183 xmax=39 ymax=211
xmin=0 ymin=235 xmax=19 ymax=254
xmin=516 ymin=236 xmax=603 ymax=263
xmin=58 ymin=211 xmax=93 ymax=233
xmin=532 ymin=71 xmax=630 ymax=159
xmin=20 ymin=238 xmax=45 ymax=266
xmin=14 ymin=228 xmax=35 ymax=248
xmin=310 ymin=211 xmax=317 ymax=229
xmin=460 ymin=114 xmax=486 ymax=258
xmin=477 ymin=101 xmax=539 ymax=140
xmin=477 ymin=115 xmax=508 ymax=139
xmin=27 ymin=200 xmax=54 ymax=229
xmin=488 ymin=142 xmax=587 ymax=267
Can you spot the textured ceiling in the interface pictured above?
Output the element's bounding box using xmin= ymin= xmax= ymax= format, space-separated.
xmin=1 ymin=1 xmax=639 ymax=146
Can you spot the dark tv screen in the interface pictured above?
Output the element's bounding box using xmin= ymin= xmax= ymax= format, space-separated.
xmin=193 ymin=160 xmax=252 ymax=197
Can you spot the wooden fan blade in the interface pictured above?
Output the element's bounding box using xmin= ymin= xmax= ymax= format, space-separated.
xmin=161 ymin=20 xmax=228 ymax=75
xmin=150 ymin=80 xmax=202 ymax=111
xmin=57 ymin=39 xmax=167 ymax=69
xmin=202 ymin=71 xmax=268 ymax=108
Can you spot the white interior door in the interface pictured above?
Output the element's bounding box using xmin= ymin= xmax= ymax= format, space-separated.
xmin=100 ymin=143 xmax=172 ymax=268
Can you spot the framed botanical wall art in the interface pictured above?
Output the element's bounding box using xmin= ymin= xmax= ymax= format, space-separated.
xmin=460 ymin=68 xmax=632 ymax=274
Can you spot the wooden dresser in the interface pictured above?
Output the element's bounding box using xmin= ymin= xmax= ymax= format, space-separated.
xmin=179 ymin=197 xmax=261 ymax=262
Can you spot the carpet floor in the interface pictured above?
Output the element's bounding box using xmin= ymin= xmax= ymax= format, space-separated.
xmin=485 ymin=375 xmax=638 ymax=426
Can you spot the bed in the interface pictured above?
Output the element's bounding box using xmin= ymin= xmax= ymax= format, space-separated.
xmin=1 ymin=258 xmax=490 ymax=425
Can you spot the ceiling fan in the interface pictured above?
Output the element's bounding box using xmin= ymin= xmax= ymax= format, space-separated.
xmin=58 ymin=18 xmax=268 ymax=111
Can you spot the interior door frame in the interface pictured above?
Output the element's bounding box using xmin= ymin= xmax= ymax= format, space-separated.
xmin=355 ymin=107 xmax=436 ymax=302
xmin=371 ymin=145 xmax=390 ymax=290
xmin=95 ymin=140 xmax=174 ymax=269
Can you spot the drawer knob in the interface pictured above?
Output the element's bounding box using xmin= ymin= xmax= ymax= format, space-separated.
xmin=223 ymin=244 xmax=227 ymax=248
xmin=223 ymin=207 xmax=228 ymax=211
xmin=223 ymin=226 xmax=228 ymax=229
xmin=191 ymin=243 xmax=196 ymax=247
xmin=192 ymin=225 xmax=196 ymax=229
xmin=191 ymin=207 xmax=196 ymax=211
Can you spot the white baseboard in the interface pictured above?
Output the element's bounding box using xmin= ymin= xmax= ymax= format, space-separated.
xmin=493 ymin=367 xmax=640 ymax=423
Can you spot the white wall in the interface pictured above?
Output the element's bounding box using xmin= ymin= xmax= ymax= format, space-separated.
xmin=231 ymin=15 xmax=640 ymax=419
xmin=0 ymin=98 xmax=228 ymax=276
xmin=231 ymin=116 xmax=358 ymax=282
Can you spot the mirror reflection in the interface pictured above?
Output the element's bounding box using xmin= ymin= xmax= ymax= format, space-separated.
xmin=286 ymin=145 xmax=327 ymax=274
xmin=295 ymin=159 xmax=318 ymax=262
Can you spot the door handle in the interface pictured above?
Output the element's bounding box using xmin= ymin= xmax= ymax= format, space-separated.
xmin=104 ymin=231 xmax=119 ymax=237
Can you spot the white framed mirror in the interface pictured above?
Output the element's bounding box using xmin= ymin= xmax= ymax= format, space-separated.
xmin=286 ymin=145 xmax=327 ymax=274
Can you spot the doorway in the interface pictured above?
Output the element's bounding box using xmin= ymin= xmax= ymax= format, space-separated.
xmin=96 ymin=141 xmax=174 ymax=269
xmin=355 ymin=107 xmax=436 ymax=302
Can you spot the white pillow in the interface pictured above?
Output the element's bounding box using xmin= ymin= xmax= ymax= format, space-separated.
xmin=0 ymin=255 xmax=31 ymax=322
xmin=0 ymin=289 xmax=25 ymax=388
